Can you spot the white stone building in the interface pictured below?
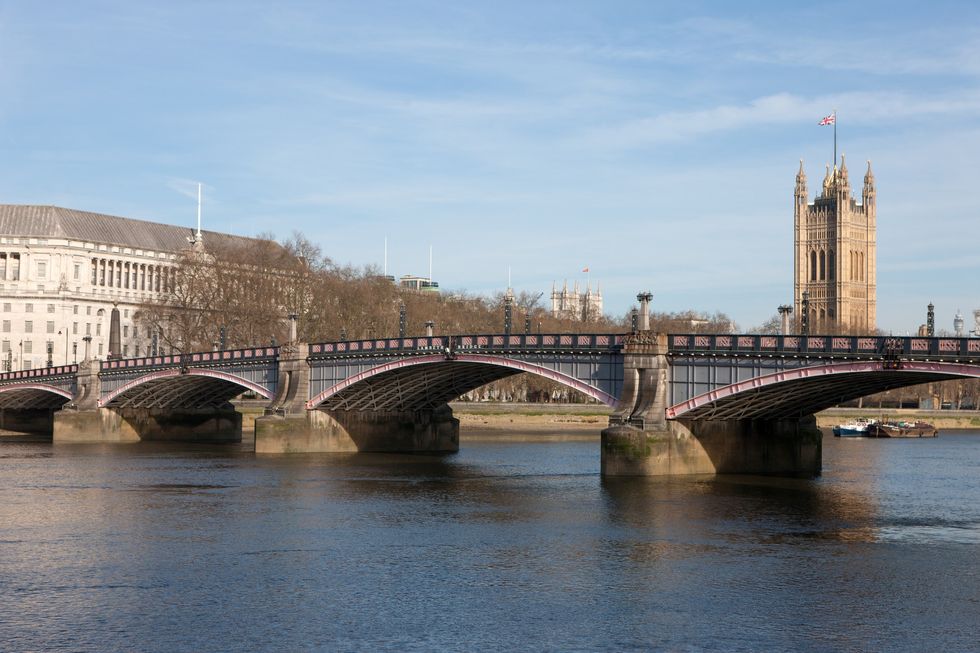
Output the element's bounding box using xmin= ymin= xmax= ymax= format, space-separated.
xmin=0 ymin=205 xmax=256 ymax=370
xmin=550 ymin=280 xmax=602 ymax=321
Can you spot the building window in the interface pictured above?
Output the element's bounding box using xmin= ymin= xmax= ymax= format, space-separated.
xmin=1 ymin=320 xmax=8 ymax=333
xmin=98 ymin=343 xmax=103 ymax=356
xmin=23 ymin=341 xmax=32 ymax=354
xmin=85 ymin=323 xmax=91 ymax=335
xmin=124 ymin=309 xmax=129 ymax=318
xmin=96 ymin=323 xmax=101 ymax=336
xmin=24 ymin=320 xmax=32 ymax=333
xmin=36 ymin=261 xmax=47 ymax=280
xmin=25 ymin=303 xmax=33 ymax=313
xmin=123 ymin=325 xmax=129 ymax=337
xmin=73 ymin=305 xmax=79 ymax=315
xmin=123 ymin=345 xmax=128 ymax=356
xmin=47 ymin=321 xmax=55 ymax=334
xmin=10 ymin=253 xmax=20 ymax=280
xmin=1 ymin=340 xmax=8 ymax=353
xmin=73 ymin=322 xmax=78 ymax=335
xmin=74 ymin=263 xmax=81 ymax=280
xmin=47 ymin=304 xmax=55 ymax=313
xmin=86 ymin=306 xmax=91 ymax=316
xmin=2 ymin=303 xmax=8 ymax=312
xmin=819 ymin=250 xmax=826 ymax=281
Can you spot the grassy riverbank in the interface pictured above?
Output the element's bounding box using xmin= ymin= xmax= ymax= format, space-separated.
xmin=450 ymin=402 xmax=610 ymax=432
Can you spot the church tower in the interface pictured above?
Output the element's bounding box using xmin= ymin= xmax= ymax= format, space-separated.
xmin=793 ymin=156 xmax=876 ymax=333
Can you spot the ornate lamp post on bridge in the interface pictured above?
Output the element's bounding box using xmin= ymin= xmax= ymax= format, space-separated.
xmin=800 ymin=290 xmax=810 ymax=336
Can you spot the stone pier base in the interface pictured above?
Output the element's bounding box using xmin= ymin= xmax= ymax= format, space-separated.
xmin=53 ymin=407 xmax=242 ymax=443
xmin=601 ymin=417 xmax=822 ymax=477
xmin=254 ymin=405 xmax=460 ymax=454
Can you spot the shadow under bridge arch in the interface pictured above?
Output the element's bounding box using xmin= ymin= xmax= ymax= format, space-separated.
xmin=307 ymin=353 xmax=618 ymax=411
xmin=99 ymin=368 xmax=274 ymax=409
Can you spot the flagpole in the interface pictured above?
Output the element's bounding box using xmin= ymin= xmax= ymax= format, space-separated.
xmin=833 ymin=109 xmax=837 ymax=168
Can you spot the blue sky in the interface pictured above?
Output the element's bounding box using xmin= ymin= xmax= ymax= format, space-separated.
xmin=1 ymin=1 xmax=978 ymax=334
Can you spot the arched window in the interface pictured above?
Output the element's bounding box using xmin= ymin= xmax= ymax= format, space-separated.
xmin=819 ymin=250 xmax=826 ymax=281
xmin=810 ymin=251 xmax=817 ymax=281
xmin=859 ymin=252 xmax=865 ymax=281
xmin=828 ymin=250 xmax=835 ymax=280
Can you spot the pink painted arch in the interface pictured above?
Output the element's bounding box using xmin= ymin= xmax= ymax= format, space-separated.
xmin=98 ymin=368 xmax=274 ymax=408
xmin=307 ymin=353 xmax=618 ymax=410
xmin=0 ymin=383 xmax=74 ymax=401
xmin=667 ymin=360 xmax=980 ymax=419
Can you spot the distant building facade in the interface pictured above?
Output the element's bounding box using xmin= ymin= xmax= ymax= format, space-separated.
xmin=550 ymin=280 xmax=602 ymax=321
xmin=399 ymin=274 xmax=439 ymax=293
xmin=0 ymin=205 xmax=258 ymax=370
xmin=793 ymin=156 xmax=877 ymax=332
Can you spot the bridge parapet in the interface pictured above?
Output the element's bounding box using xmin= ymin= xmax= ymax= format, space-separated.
xmin=668 ymin=333 xmax=980 ymax=361
xmin=0 ymin=365 xmax=78 ymax=386
xmin=309 ymin=333 xmax=623 ymax=359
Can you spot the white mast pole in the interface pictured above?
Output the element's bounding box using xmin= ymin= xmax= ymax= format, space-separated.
xmin=428 ymin=245 xmax=433 ymax=282
xmin=196 ymin=183 xmax=202 ymax=239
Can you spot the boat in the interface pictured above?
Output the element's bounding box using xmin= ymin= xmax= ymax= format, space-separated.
xmin=832 ymin=418 xmax=877 ymax=437
xmin=866 ymin=421 xmax=938 ymax=438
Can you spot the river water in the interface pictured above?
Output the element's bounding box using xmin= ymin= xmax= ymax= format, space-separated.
xmin=2 ymin=429 xmax=979 ymax=652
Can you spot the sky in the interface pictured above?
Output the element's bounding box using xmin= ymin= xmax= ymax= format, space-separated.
xmin=1 ymin=0 xmax=978 ymax=334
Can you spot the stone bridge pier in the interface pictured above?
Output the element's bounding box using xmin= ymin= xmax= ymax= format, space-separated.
xmin=253 ymin=343 xmax=458 ymax=454
xmin=601 ymin=333 xmax=821 ymax=477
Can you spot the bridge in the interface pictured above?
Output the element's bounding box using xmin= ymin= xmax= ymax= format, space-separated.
xmin=2 ymin=327 xmax=979 ymax=476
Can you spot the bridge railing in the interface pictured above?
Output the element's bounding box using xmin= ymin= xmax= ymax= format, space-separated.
xmin=668 ymin=334 xmax=980 ymax=359
xmin=100 ymin=346 xmax=280 ymax=371
xmin=309 ymin=333 xmax=624 ymax=357
xmin=0 ymin=365 xmax=78 ymax=383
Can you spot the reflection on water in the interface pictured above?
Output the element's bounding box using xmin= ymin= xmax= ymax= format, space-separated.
xmin=1 ymin=432 xmax=979 ymax=651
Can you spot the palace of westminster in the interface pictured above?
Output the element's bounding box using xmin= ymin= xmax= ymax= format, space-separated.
xmin=1 ymin=158 xmax=977 ymax=370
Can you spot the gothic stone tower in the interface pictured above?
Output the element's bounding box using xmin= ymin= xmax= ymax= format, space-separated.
xmin=794 ymin=156 xmax=877 ymax=332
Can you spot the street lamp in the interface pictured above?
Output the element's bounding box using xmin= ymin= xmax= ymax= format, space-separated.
xmin=58 ymin=329 xmax=69 ymax=365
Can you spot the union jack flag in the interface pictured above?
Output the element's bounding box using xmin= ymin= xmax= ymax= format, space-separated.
xmin=818 ymin=113 xmax=835 ymax=126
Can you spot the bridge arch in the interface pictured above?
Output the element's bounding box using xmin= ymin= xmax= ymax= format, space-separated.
xmin=0 ymin=383 xmax=74 ymax=410
xmin=307 ymin=353 xmax=617 ymax=411
xmin=668 ymin=360 xmax=980 ymax=421
xmin=99 ymin=368 xmax=274 ymax=409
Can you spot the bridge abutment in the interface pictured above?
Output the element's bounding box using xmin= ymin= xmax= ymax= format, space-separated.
xmin=54 ymin=407 xmax=242 ymax=443
xmin=255 ymin=406 xmax=459 ymax=454
xmin=602 ymin=417 xmax=821 ymax=477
